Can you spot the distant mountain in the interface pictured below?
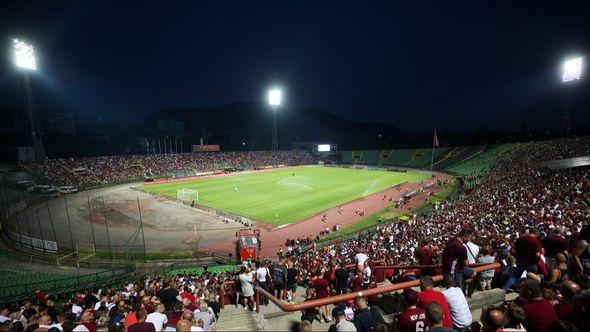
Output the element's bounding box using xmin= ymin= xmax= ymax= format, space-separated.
xmin=144 ymin=102 xmax=406 ymax=150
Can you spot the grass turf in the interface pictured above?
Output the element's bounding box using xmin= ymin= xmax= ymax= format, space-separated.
xmin=140 ymin=166 xmax=428 ymax=225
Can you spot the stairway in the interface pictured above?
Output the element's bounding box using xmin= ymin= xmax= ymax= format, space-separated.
xmin=215 ymin=306 xmax=263 ymax=331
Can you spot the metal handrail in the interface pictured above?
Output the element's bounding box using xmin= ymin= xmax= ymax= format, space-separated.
xmin=254 ymin=263 xmax=500 ymax=313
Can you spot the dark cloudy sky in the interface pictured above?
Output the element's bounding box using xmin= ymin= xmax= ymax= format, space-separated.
xmin=1 ymin=0 xmax=589 ymax=133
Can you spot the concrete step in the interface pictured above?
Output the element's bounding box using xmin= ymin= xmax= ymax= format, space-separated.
xmin=216 ymin=306 xmax=263 ymax=331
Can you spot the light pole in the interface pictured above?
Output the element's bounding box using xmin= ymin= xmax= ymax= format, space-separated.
xmin=268 ymin=88 xmax=282 ymax=151
xmin=561 ymin=56 xmax=583 ymax=136
xmin=13 ymin=39 xmax=45 ymax=161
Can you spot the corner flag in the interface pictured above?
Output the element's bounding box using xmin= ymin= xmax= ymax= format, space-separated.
xmin=433 ymin=128 xmax=439 ymax=147
xmin=431 ymin=128 xmax=439 ymax=171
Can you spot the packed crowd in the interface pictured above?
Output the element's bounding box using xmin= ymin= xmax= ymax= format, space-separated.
xmin=234 ymin=137 xmax=590 ymax=331
xmin=0 ymin=269 xmax=237 ymax=332
xmin=24 ymin=150 xmax=314 ymax=188
xmin=4 ymin=137 xmax=590 ymax=331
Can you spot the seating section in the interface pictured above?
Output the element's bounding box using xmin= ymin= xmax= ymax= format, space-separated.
xmin=446 ymin=144 xmax=514 ymax=176
xmin=430 ymin=145 xmax=484 ymax=170
xmin=166 ymin=265 xmax=238 ymax=276
xmin=405 ymin=148 xmax=448 ymax=168
xmin=340 ymin=146 xmax=488 ymax=170
xmin=0 ymin=267 xmax=135 ymax=303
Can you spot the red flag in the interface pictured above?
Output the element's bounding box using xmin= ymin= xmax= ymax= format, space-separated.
xmin=433 ymin=129 xmax=439 ymax=147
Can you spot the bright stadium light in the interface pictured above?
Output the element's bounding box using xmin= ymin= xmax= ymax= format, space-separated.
xmin=267 ymin=88 xmax=282 ymax=151
xmin=562 ymin=57 xmax=583 ymax=83
xmin=13 ymin=39 xmax=37 ymax=70
xmin=268 ymin=88 xmax=282 ymax=106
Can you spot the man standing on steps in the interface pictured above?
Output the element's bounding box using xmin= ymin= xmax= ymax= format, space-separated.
xmin=256 ymin=261 xmax=270 ymax=306
xmin=416 ymin=239 xmax=436 ymax=276
xmin=502 ymin=228 xmax=543 ymax=291
xmin=156 ymin=279 xmax=182 ymax=310
xmin=286 ymin=261 xmax=300 ymax=303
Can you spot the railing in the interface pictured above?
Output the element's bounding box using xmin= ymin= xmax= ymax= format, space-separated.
xmin=253 ymin=263 xmax=500 ymax=313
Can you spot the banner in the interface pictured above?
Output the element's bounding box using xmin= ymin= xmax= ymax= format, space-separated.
xmin=10 ymin=231 xmax=58 ymax=253
xmin=192 ymin=145 xmax=220 ymax=152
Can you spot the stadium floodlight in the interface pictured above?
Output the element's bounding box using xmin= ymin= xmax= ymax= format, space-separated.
xmin=562 ymin=57 xmax=583 ymax=83
xmin=13 ymin=39 xmax=37 ymax=70
xmin=267 ymin=88 xmax=282 ymax=151
xmin=268 ymin=88 xmax=282 ymax=106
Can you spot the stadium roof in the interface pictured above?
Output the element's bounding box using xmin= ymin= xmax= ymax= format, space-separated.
xmin=543 ymin=156 xmax=590 ymax=171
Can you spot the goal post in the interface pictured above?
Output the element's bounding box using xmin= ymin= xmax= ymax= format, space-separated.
xmin=177 ymin=188 xmax=199 ymax=202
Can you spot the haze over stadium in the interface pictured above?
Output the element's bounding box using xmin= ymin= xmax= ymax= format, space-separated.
xmin=1 ymin=1 xmax=590 ymax=332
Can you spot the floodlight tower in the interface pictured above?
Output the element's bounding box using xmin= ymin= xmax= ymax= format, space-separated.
xmin=268 ymin=88 xmax=282 ymax=151
xmin=13 ymin=39 xmax=45 ymax=160
xmin=561 ymin=57 xmax=583 ymax=136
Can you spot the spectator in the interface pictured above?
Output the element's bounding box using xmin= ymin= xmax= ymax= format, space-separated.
xmin=127 ymin=309 xmax=155 ymax=332
xmin=353 ymin=297 xmax=384 ymax=332
xmin=442 ymin=274 xmax=472 ymax=330
xmin=238 ymin=266 xmax=255 ymax=311
xmin=415 ymin=240 xmax=437 ymax=276
xmin=519 ymin=278 xmax=558 ymax=332
xmin=286 ymin=261 xmax=300 ymax=303
xmin=503 ymin=228 xmax=543 ymax=291
xmin=502 ymin=303 xmax=527 ymax=331
xmin=145 ymin=303 xmax=168 ymax=332
xmin=193 ymin=301 xmax=215 ymax=331
xmin=312 ymin=271 xmax=331 ymax=323
xmin=328 ymin=307 xmax=356 ymax=332
xmin=477 ymin=247 xmax=495 ymax=291
xmin=424 ymin=302 xmax=454 ymax=332
xmin=272 ymin=262 xmax=287 ymax=300
xmin=441 ymin=229 xmax=471 ymax=289
xmin=417 ymin=276 xmax=453 ymax=329
xmin=555 ymin=280 xmax=581 ymax=320
xmin=256 ymin=262 xmax=270 ymax=306
xmin=157 ymin=279 xmax=181 ymax=310
xmin=571 ymin=226 xmax=590 ymax=277
xmin=334 ymin=262 xmax=350 ymax=295
xmin=480 ymin=307 xmax=504 ymax=332
xmin=396 ymin=288 xmax=427 ymax=332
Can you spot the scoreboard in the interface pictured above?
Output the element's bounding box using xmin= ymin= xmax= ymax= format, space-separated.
xmin=313 ymin=144 xmax=338 ymax=155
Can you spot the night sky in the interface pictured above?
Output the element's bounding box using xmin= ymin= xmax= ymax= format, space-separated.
xmin=1 ymin=0 xmax=589 ymax=133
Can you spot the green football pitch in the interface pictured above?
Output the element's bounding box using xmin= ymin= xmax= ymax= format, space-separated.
xmin=140 ymin=166 xmax=428 ymax=225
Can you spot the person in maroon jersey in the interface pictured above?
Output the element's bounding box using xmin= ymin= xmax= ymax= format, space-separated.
xmin=442 ymin=229 xmax=470 ymax=288
xmin=396 ymin=288 xmax=427 ymax=332
xmin=554 ymin=280 xmax=581 ymax=320
xmin=312 ymin=271 xmax=332 ymax=323
xmin=542 ymin=226 xmax=568 ymax=258
xmin=416 ymin=239 xmax=437 ymax=276
xmin=503 ymin=228 xmax=543 ymax=291
xmin=519 ymin=278 xmax=557 ymax=332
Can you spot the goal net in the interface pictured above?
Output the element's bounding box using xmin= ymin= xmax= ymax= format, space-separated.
xmin=76 ymin=242 xmax=96 ymax=262
xmin=177 ymin=188 xmax=199 ymax=202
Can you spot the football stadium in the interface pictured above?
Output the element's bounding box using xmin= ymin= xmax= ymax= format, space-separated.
xmin=1 ymin=2 xmax=590 ymax=332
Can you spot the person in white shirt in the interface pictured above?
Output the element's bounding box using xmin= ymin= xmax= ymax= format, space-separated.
xmin=0 ymin=308 xmax=9 ymax=323
xmin=71 ymin=302 xmax=83 ymax=317
xmin=146 ymin=303 xmax=168 ymax=331
xmin=442 ymin=274 xmax=472 ymax=330
xmin=256 ymin=262 xmax=270 ymax=306
xmin=362 ymin=261 xmax=372 ymax=285
xmin=464 ymin=238 xmax=480 ymax=265
xmin=355 ymin=251 xmax=369 ymax=271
